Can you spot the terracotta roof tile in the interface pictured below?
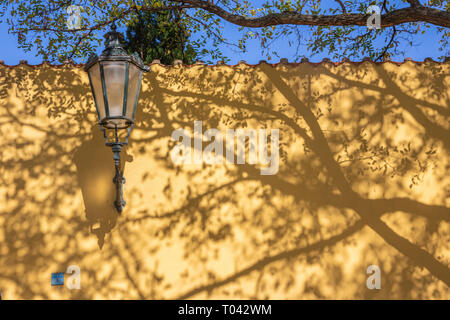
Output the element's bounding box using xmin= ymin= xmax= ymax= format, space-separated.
xmin=0 ymin=58 xmax=447 ymax=68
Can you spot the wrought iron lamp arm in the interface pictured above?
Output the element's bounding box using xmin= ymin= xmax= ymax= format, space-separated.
xmin=100 ymin=124 xmax=133 ymax=213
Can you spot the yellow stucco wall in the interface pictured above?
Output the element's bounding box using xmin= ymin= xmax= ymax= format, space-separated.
xmin=0 ymin=60 xmax=449 ymax=299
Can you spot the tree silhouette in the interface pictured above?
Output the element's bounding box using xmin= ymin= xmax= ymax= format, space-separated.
xmin=124 ymin=2 xmax=198 ymax=65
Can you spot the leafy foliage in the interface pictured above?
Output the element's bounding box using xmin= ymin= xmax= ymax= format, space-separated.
xmin=124 ymin=2 xmax=198 ymax=64
xmin=0 ymin=1 xmax=448 ymax=62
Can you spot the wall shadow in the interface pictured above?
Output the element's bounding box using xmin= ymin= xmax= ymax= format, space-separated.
xmin=0 ymin=61 xmax=448 ymax=299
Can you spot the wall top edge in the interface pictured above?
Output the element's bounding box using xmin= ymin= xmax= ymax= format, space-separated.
xmin=0 ymin=57 xmax=448 ymax=68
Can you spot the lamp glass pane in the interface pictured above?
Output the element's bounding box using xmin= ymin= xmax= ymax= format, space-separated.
xmin=126 ymin=64 xmax=143 ymax=120
xmin=88 ymin=63 xmax=105 ymax=121
xmin=102 ymin=61 xmax=126 ymax=118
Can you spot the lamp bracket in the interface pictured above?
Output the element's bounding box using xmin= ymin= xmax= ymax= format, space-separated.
xmin=99 ymin=123 xmax=133 ymax=214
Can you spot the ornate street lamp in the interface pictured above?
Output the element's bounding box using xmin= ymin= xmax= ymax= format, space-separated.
xmin=84 ymin=23 xmax=149 ymax=213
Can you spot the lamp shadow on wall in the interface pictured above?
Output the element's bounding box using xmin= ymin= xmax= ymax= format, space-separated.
xmin=73 ymin=123 xmax=133 ymax=249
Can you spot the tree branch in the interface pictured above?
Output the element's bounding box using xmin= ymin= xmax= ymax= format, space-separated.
xmin=11 ymin=5 xmax=196 ymax=34
xmin=175 ymin=0 xmax=450 ymax=28
xmin=406 ymin=0 xmax=422 ymax=7
xmin=375 ymin=26 xmax=397 ymax=61
xmin=334 ymin=0 xmax=347 ymax=14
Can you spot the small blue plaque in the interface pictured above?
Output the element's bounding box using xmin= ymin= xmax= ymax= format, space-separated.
xmin=51 ymin=273 xmax=64 ymax=286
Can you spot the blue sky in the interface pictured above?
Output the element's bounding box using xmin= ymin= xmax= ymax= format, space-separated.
xmin=0 ymin=1 xmax=447 ymax=65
